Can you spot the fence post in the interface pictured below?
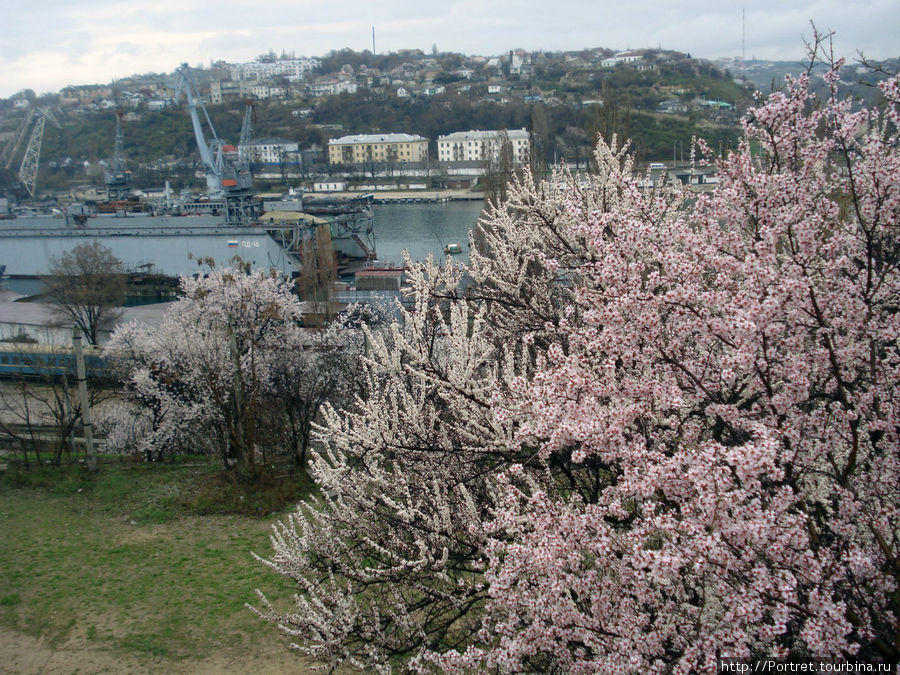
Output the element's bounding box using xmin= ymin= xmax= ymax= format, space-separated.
xmin=72 ymin=326 xmax=97 ymax=471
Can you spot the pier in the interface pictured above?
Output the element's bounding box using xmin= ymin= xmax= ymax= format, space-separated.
xmin=305 ymin=189 xmax=484 ymax=204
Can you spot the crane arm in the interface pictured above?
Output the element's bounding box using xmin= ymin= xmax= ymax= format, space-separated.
xmin=1 ymin=108 xmax=35 ymax=169
xmin=175 ymin=63 xmax=219 ymax=175
xmin=239 ymin=101 xmax=253 ymax=149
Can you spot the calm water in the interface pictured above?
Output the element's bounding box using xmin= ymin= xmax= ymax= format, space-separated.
xmin=372 ymin=201 xmax=485 ymax=265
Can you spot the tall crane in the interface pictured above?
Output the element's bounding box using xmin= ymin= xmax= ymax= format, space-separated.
xmin=1 ymin=106 xmax=61 ymax=200
xmin=105 ymin=110 xmax=132 ymax=201
xmin=174 ymin=64 xmax=255 ymax=225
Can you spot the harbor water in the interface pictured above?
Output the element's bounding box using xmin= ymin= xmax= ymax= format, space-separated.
xmin=372 ymin=201 xmax=485 ymax=265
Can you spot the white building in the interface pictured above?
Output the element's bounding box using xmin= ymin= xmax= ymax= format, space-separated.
xmin=601 ymin=52 xmax=643 ymax=68
xmin=509 ymin=50 xmax=530 ymax=75
xmin=313 ymin=180 xmax=348 ymax=192
xmin=307 ymin=79 xmax=358 ymax=97
xmin=230 ymin=57 xmax=320 ymax=82
xmin=250 ymin=84 xmax=271 ymax=99
xmin=239 ymin=138 xmax=300 ymax=165
xmin=437 ymin=129 xmax=530 ymax=165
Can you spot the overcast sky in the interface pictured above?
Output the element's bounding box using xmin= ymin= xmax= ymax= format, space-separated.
xmin=2 ymin=0 xmax=898 ymax=98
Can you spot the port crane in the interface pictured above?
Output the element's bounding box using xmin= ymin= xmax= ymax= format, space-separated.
xmin=239 ymin=98 xmax=255 ymax=152
xmin=104 ymin=110 xmax=132 ymax=201
xmin=174 ymin=63 xmax=256 ymax=225
xmin=0 ymin=105 xmax=61 ymax=200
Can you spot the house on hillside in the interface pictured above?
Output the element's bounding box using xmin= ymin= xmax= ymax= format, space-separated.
xmin=601 ymin=51 xmax=643 ymax=68
xmin=658 ymin=99 xmax=688 ymax=114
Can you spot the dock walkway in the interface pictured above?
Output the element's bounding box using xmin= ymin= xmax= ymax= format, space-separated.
xmin=307 ymin=189 xmax=484 ymax=204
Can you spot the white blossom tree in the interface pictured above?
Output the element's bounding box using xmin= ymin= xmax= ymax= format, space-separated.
xmin=254 ymin=47 xmax=900 ymax=672
xmin=108 ymin=266 xmax=349 ymax=471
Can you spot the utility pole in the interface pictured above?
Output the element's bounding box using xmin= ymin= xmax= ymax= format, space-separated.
xmin=742 ymin=7 xmax=746 ymax=62
xmin=72 ymin=326 xmax=97 ymax=471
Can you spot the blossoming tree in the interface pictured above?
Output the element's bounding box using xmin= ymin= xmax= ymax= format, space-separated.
xmin=108 ymin=266 xmax=361 ymax=471
xmin=255 ymin=51 xmax=899 ymax=672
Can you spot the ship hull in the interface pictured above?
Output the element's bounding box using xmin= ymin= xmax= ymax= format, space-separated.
xmin=0 ymin=211 xmax=369 ymax=278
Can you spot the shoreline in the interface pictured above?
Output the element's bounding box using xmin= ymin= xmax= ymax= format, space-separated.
xmin=306 ymin=189 xmax=485 ymax=204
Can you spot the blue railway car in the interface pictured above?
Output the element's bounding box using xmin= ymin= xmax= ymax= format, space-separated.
xmin=0 ymin=342 xmax=110 ymax=379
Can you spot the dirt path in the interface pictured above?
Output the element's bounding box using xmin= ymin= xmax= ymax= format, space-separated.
xmin=0 ymin=625 xmax=310 ymax=674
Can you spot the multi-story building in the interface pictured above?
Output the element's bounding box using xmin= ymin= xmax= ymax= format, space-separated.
xmin=239 ymin=138 xmax=301 ymax=165
xmin=248 ymin=84 xmax=287 ymax=100
xmin=209 ymin=80 xmax=252 ymax=104
xmin=436 ymin=129 xmax=530 ymax=164
xmin=58 ymin=85 xmax=114 ymax=105
xmin=327 ymin=133 xmax=429 ymax=165
xmin=307 ymin=79 xmax=358 ymax=97
xmin=230 ymin=57 xmax=320 ymax=82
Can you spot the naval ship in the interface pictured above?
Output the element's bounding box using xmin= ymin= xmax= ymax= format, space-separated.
xmin=0 ymin=195 xmax=375 ymax=279
xmin=0 ymin=64 xmax=375 ymax=280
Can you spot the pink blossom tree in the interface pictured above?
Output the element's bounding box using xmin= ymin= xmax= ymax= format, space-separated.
xmin=255 ymin=48 xmax=899 ymax=672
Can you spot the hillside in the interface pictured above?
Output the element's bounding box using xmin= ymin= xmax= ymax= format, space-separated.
xmin=0 ymin=47 xmax=761 ymax=195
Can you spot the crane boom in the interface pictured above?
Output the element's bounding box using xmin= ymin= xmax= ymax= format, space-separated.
xmin=1 ymin=109 xmax=35 ymax=170
xmin=239 ymin=101 xmax=253 ymax=151
xmin=15 ymin=107 xmax=62 ymax=200
xmin=113 ymin=110 xmax=125 ymax=167
xmin=175 ymin=63 xmax=219 ymax=179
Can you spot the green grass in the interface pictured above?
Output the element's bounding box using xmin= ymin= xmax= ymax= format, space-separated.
xmin=0 ymin=461 xmax=311 ymax=665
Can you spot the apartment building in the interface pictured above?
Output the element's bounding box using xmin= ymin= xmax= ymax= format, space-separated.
xmin=307 ymin=79 xmax=358 ymax=97
xmin=436 ymin=129 xmax=530 ymax=164
xmin=239 ymin=138 xmax=300 ymax=165
xmin=230 ymin=57 xmax=320 ymax=82
xmin=209 ymin=80 xmax=252 ymax=104
xmin=327 ymin=133 xmax=429 ymax=165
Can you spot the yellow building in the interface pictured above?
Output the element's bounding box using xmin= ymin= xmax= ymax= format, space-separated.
xmin=328 ymin=133 xmax=429 ymax=165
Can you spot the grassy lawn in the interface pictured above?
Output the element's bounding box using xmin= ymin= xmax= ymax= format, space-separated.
xmin=0 ymin=461 xmax=311 ymax=669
